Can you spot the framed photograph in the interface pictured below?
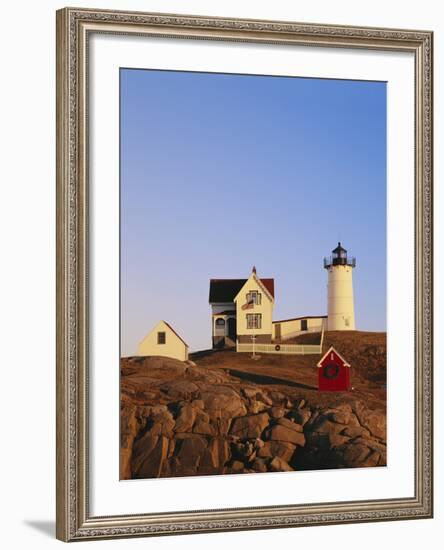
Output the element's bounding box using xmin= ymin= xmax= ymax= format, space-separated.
xmin=56 ymin=7 xmax=433 ymax=542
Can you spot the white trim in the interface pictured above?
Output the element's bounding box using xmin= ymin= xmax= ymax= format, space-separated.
xmin=233 ymin=273 xmax=274 ymax=303
xmin=317 ymin=346 xmax=351 ymax=368
xmin=138 ymin=320 xmax=189 ymax=349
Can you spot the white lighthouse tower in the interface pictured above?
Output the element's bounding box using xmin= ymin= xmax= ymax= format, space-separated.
xmin=324 ymin=242 xmax=356 ymax=330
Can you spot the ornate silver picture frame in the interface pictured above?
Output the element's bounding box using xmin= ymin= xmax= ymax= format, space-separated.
xmin=56 ymin=7 xmax=433 ymax=542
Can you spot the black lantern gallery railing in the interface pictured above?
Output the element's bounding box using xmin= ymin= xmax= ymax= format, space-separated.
xmin=323 ymin=256 xmax=356 ymax=269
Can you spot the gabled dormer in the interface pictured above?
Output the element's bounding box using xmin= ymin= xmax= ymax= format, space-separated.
xmin=233 ymin=266 xmax=274 ymax=306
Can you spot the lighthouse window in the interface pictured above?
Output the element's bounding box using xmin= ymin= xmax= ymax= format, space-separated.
xmin=246 ymin=313 xmax=262 ymax=329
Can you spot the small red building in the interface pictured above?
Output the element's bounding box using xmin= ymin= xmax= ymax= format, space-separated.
xmin=317 ymin=346 xmax=351 ymax=391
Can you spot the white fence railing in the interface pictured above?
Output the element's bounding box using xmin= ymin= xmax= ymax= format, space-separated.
xmin=236 ymin=327 xmax=324 ymax=355
xmin=236 ymin=342 xmax=322 ymax=355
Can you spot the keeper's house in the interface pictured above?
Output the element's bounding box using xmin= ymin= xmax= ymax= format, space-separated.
xmin=138 ymin=320 xmax=189 ymax=361
xmin=209 ymin=267 xmax=275 ymax=348
xmin=209 ymin=267 xmax=326 ymax=349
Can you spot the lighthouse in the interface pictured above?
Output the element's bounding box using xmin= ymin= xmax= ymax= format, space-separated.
xmin=324 ymin=242 xmax=356 ymax=330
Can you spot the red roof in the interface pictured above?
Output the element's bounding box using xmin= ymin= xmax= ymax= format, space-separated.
xmin=209 ymin=278 xmax=274 ymax=303
xmin=260 ymin=279 xmax=275 ymax=298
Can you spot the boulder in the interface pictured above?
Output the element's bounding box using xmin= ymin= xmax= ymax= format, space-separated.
xmin=174 ymin=403 xmax=197 ymax=433
xmin=270 ymin=407 xmax=286 ymax=419
xmin=134 ymin=405 xmax=154 ymax=420
xmin=248 ymin=400 xmax=269 ymax=414
xmin=268 ymin=390 xmax=286 ymax=403
xmin=328 ymin=434 xmax=350 ymax=449
xmin=267 ymin=425 xmax=306 ymax=447
xmin=304 ymin=409 xmax=320 ymax=431
xmin=251 ymin=458 xmax=268 ymax=473
xmin=230 ymin=460 xmax=245 ymax=473
xmin=340 ymin=425 xmax=371 ymax=439
xmin=132 ymin=435 xmax=169 ymax=478
xmin=175 ymin=434 xmax=208 ymax=474
xmin=360 ymin=450 xmax=383 ymax=468
xmin=242 ymin=388 xmax=272 ymax=405
xmin=159 ymin=380 xmax=199 ymax=400
xmin=213 ymin=417 xmax=232 ymax=436
xmin=150 ymin=404 xmax=168 ymax=415
xmin=258 ymin=440 xmax=297 ymax=462
xmin=242 ymin=387 xmax=258 ymax=399
xmin=377 ymin=453 xmax=387 ymax=466
xmin=167 ymin=438 xmax=176 ymax=458
xmin=332 ymin=403 xmax=353 ymax=413
xmin=120 ymin=406 xmax=139 ymax=479
xmin=149 ymin=409 xmax=175 ymax=438
xmin=258 ymin=391 xmax=273 ymax=406
xmin=199 ymin=438 xmax=230 ymax=473
xmin=232 ymin=440 xmax=256 ymax=461
xmin=230 ymin=412 xmax=270 ymax=439
xmin=200 ymin=387 xmax=247 ymax=419
xmin=354 ymin=402 xmax=386 ymax=439
xmin=269 ymin=456 xmax=293 ymax=472
xmin=339 ymin=442 xmax=372 ymax=466
xmin=352 ymin=437 xmax=387 ymax=454
xmin=132 ymin=389 xmax=158 ymax=402
xmin=306 ymin=416 xmax=350 ymax=450
xmin=277 ymin=417 xmax=303 ymax=432
xmin=346 ymin=413 xmax=361 ymax=428
xmin=326 ymin=410 xmax=352 ymax=425
xmin=193 ymin=411 xmax=216 ymax=436
xmin=254 ymin=438 xmax=265 ymax=450
xmin=131 ymin=432 xmax=158 ymax=474
xmin=307 ymin=416 xmax=344 ymax=437
xmin=289 ymin=407 xmax=311 ymax=426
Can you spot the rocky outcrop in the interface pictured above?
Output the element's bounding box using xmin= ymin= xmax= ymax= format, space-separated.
xmin=121 ymin=356 xmax=387 ymax=479
xmin=230 ymin=412 xmax=270 ymax=439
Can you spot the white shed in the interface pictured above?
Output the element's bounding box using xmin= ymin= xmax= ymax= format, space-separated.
xmin=137 ymin=320 xmax=189 ymax=361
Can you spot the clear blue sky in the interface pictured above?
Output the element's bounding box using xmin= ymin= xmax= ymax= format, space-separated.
xmin=120 ymin=68 xmax=386 ymax=356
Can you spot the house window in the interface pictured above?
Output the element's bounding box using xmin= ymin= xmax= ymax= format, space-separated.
xmin=157 ymin=331 xmax=166 ymax=344
xmin=301 ymin=319 xmax=308 ymax=331
xmin=246 ymin=313 xmax=262 ymax=329
xmin=246 ymin=290 xmax=261 ymax=305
